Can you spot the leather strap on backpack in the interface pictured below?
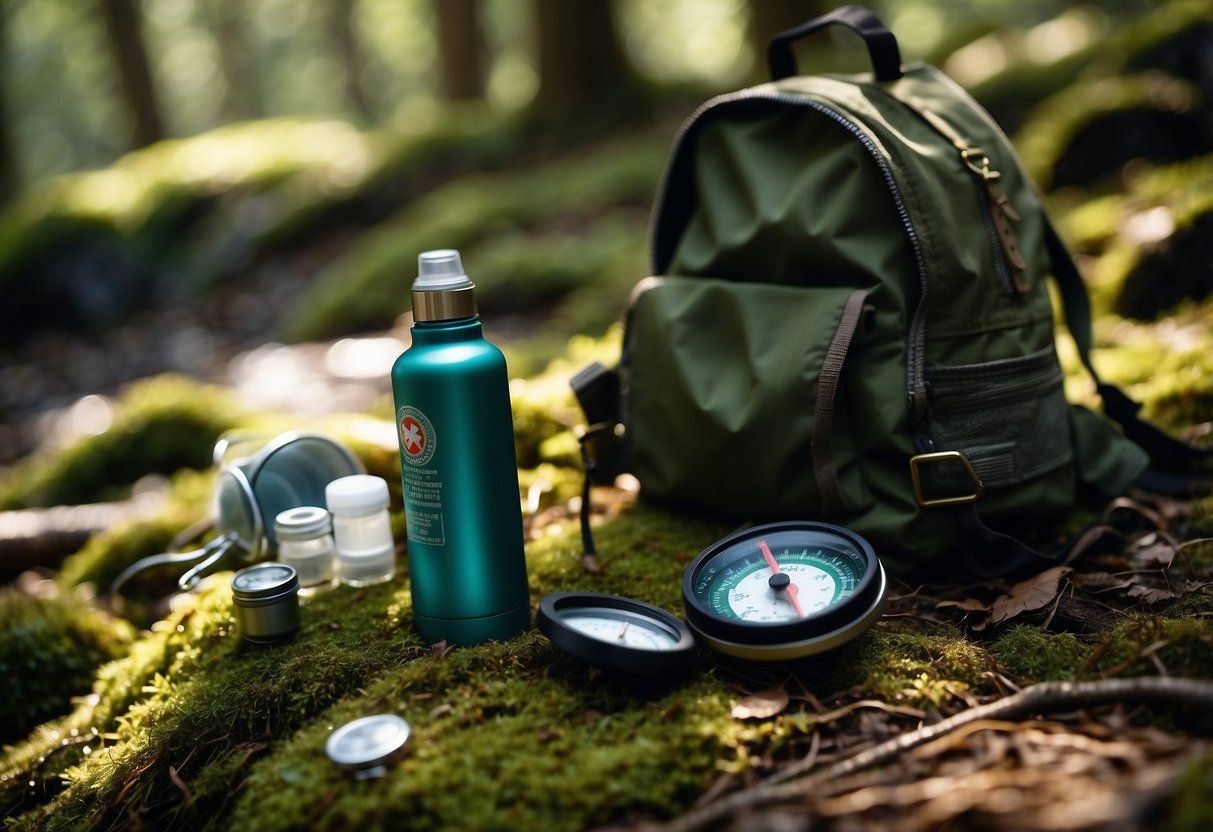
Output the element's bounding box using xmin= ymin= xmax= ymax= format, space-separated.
xmin=812 ymin=289 xmax=874 ymax=515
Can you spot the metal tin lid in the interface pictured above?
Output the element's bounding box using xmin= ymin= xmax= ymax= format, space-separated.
xmin=274 ymin=506 xmax=332 ymax=541
xmin=326 ymin=714 xmax=411 ymax=776
xmin=231 ymin=562 xmax=299 ymax=602
xmin=325 ymin=475 xmax=390 ymax=514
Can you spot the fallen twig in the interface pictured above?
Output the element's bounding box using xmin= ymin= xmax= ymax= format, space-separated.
xmin=660 ymin=677 xmax=1213 ymax=832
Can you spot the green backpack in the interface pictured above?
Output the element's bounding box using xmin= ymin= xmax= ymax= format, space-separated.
xmin=572 ymin=5 xmax=1210 ymax=576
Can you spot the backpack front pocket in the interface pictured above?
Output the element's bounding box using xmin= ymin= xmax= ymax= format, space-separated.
xmin=624 ymin=276 xmax=873 ymax=519
xmin=924 ymin=346 xmax=1073 ymax=492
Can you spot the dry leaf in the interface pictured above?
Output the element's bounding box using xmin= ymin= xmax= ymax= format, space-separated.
xmin=1069 ymin=572 xmax=1128 ymax=591
xmin=936 ymin=598 xmax=991 ymax=613
xmin=987 ymin=566 xmax=1072 ymax=625
xmin=1127 ymin=580 xmax=1210 ymax=605
xmin=1134 ymin=537 xmax=1177 ymax=567
xmin=1126 ymin=584 xmax=1182 ymax=605
xmin=731 ymin=687 xmax=789 ymax=720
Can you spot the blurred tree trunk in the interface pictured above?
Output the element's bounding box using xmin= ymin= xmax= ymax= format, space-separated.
xmin=533 ymin=0 xmax=644 ymax=129
xmin=0 ymin=5 xmax=18 ymax=206
xmin=747 ymin=0 xmax=827 ymax=80
xmin=330 ymin=0 xmax=374 ymax=122
xmin=98 ymin=0 xmax=165 ymax=149
xmin=210 ymin=0 xmax=262 ymax=121
xmin=433 ymin=0 xmax=484 ymax=99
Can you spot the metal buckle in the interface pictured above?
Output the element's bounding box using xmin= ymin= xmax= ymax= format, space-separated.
xmin=909 ymin=451 xmax=986 ymax=507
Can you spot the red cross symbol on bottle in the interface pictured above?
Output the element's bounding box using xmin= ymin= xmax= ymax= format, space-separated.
xmin=400 ymin=416 xmax=426 ymax=456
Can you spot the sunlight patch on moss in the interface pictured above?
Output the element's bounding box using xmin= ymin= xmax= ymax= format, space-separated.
xmin=282 ymin=133 xmax=665 ymax=342
xmin=0 ymin=375 xmax=245 ymax=510
xmin=854 ymin=629 xmax=994 ymax=709
xmin=989 ymin=625 xmax=1089 ymax=683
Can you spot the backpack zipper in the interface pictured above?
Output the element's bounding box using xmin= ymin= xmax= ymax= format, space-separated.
xmin=647 ymin=90 xmax=933 ymax=425
xmin=919 ymin=109 xmax=1028 ymax=295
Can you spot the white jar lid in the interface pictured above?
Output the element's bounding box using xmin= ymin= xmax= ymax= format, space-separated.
xmin=325 ymin=475 xmax=389 ymax=513
xmin=274 ymin=506 xmax=332 ymax=540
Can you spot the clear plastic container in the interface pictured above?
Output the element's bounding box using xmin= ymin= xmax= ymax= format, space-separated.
xmin=325 ymin=475 xmax=395 ymax=587
xmin=274 ymin=506 xmax=338 ymax=595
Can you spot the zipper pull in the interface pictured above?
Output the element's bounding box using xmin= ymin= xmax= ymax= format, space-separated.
xmin=973 ymin=164 xmax=1029 ymax=294
xmin=923 ymin=110 xmax=1029 ymax=295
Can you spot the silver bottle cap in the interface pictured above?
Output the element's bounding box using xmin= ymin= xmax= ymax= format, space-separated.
xmin=412 ymin=249 xmax=476 ymax=321
xmin=326 ymin=714 xmax=412 ymax=779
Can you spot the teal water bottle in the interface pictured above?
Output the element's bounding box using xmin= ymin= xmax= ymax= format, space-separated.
xmin=391 ymin=249 xmax=531 ymax=645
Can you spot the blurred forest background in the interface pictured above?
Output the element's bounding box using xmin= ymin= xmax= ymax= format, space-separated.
xmin=1 ymin=0 xmax=1209 ymax=481
xmin=2 ymin=2 xmax=1213 ymax=830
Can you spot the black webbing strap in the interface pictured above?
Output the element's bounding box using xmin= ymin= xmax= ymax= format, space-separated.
xmin=571 ymin=361 xmax=631 ymax=558
xmin=949 ymin=217 xmax=1212 ymax=577
xmin=954 ymin=503 xmax=1084 ymax=578
xmin=767 ymin=5 xmax=903 ymax=83
xmin=1043 ymin=217 xmax=1213 ymax=484
xmin=575 ymin=423 xmax=612 ymax=558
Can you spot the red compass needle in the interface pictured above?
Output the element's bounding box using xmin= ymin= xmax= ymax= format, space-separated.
xmin=758 ymin=539 xmax=805 ymax=618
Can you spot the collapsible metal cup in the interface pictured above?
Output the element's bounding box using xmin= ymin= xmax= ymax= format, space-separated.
xmin=111 ymin=432 xmax=363 ymax=596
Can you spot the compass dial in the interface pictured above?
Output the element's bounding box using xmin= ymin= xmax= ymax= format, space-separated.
xmin=683 ymin=521 xmax=886 ymax=660
xmin=537 ymin=593 xmax=697 ymax=676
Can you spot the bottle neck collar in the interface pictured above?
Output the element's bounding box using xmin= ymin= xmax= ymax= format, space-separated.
xmin=412 ymin=286 xmax=477 ymax=322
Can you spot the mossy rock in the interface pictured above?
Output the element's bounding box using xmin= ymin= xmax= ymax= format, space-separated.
xmin=1017 ymin=72 xmax=1206 ymax=191
xmin=1117 ymin=210 xmax=1213 ymax=320
xmin=0 ymin=375 xmax=245 ymax=510
xmin=281 ymin=131 xmax=665 ymax=343
xmin=969 ymin=1 xmax=1211 ymax=138
xmin=0 ymin=110 xmax=531 ymax=346
xmin=0 ymin=589 xmax=134 ymax=745
xmin=1004 ymin=2 xmax=1213 ymax=189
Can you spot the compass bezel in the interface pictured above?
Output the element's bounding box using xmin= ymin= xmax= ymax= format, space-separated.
xmin=682 ymin=521 xmax=886 ymax=658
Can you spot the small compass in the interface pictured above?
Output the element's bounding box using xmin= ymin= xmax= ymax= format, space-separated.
xmin=537 ymin=592 xmax=697 ymax=676
xmin=682 ymin=521 xmax=886 ymax=660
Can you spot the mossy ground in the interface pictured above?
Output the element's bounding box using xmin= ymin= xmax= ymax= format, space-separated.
xmin=4 ymin=196 xmax=1213 ymax=831
xmin=5 ymin=393 xmax=1211 ymax=829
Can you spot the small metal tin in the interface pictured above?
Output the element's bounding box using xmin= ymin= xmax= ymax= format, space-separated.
xmin=326 ymin=714 xmax=411 ymax=779
xmin=231 ymin=562 xmax=300 ymax=643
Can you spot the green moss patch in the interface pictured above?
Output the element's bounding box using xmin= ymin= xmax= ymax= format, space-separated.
xmin=0 ymin=590 xmax=133 ymax=745
xmin=0 ymin=375 xmax=245 ymax=510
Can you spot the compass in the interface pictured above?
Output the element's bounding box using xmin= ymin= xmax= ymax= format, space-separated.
xmin=682 ymin=521 xmax=886 ymax=660
xmin=537 ymin=592 xmax=697 ymax=676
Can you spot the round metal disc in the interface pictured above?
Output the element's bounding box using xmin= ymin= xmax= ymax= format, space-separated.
xmin=326 ymin=714 xmax=411 ymax=773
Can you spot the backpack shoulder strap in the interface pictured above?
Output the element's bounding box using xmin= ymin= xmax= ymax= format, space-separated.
xmin=1043 ymin=217 xmax=1213 ymax=489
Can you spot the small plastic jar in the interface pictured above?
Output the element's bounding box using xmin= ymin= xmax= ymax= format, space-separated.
xmin=274 ymin=506 xmax=338 ymax=595
xmin=325 ymin=475 xmax=396 ymax=587
xmin=231 ymin=562 xmax=300 ymax=643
